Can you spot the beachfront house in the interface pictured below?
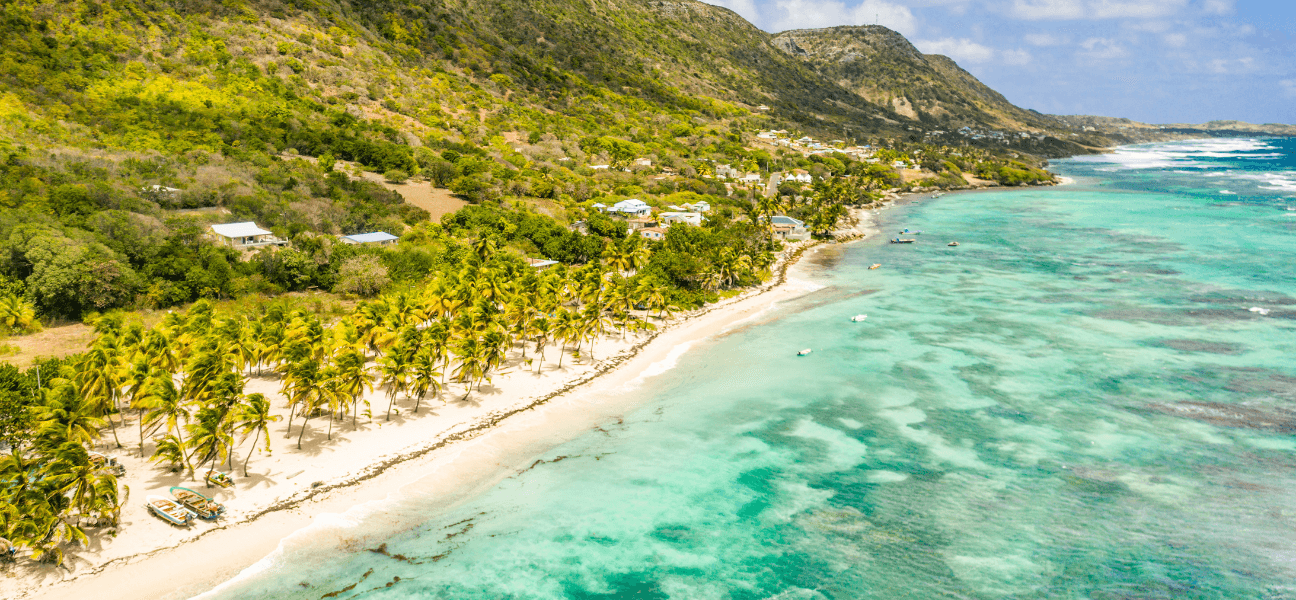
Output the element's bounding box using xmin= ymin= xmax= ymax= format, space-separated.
xmin=659 ymin=212 xmax=704 ymax=227
xmin=208 ymin=222 xmax=288 ymax=250
xmin=639 ymin=227 xmax=666 ymax=241
xmin=771 ymin=216 xmax=810 ymax=241
xmin=341 ymin=231 xmax=399 ymax=246
xmin=608 ymin=199 xmax=651 ymax=218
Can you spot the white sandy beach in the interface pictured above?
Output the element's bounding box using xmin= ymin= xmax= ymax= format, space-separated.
xmin=5 ymin=215 xmax=880 ymax=600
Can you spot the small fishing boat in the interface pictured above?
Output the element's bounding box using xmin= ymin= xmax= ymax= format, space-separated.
xmin=797 ymin=349 xmax=813 ymax=356
xmin=170 ymin=487 xmax=225 ymax=520
xmin=88 ymin=451 xmax=125 ymax=476
xmin=891 ymin=238 xmax=916 ymax=244
xmin=869 ymin=264 xmax=881 ymax=270
xmin=146 ymin=495 xmax=194 ymax=527
xmin=205 ymin=471 xmax=235 ymax=489
xmin=948 ymin=242 xmax=960 ymax=247
xmin=851 ymin=315 xmax=868 ymax=322
xmin=898 ymin=229 xmax=923 ymax=234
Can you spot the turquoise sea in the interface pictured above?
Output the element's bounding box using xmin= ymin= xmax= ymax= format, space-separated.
xmin=203 ymin=139 xmax=1296 ymax=599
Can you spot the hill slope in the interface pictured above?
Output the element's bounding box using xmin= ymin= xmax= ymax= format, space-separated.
xmin=771 ymin=26 xmax=1062 ymax=132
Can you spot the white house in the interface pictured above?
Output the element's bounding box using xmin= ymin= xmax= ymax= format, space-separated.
xmin=633 ymin=157 xmax=652 ymax=167
xmin=659 ymin=212 xmax=704 ymax=227
xmin=740 ymin=173 xmax=763 ymax=185
xmin=787 ymin=170 xmax=812 ymax=184
xmin=341 ymin=231 xmax=399 ymax=246
xmin=715 ymin=164 xmax=741 ymax=180
xmin=208 ymin=222 xmax=287 ymax=250
xmin=608 ymin=199 xmax=652 ymax=218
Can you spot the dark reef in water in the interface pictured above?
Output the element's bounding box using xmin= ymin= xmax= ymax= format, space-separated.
xmin=1141 ymin=401 xmax=1296 ymax=433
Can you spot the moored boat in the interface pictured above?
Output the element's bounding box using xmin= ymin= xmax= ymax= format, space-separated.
xmin=948 ymin=241 xmax=960 ymax=246
xmin=891 ymin=238 xmax=916 ymax=244
xmin=146 ymin=495 xmax=194 ymax=527
xmin=205 ymin=470 xmax=235 ymax=489
xmin=170 ymin=487 xmax=225 ymax=520
xmin=797 ymin=349 xmax=813 ymax=356
xmin=851 ymin=315 xmax=868 ymax=322
xmin=869 ymin=263 xmax=881 ymax=270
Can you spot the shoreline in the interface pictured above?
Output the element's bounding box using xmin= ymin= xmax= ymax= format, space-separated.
xmin=10 ymin=210 xmax=886 ymax=600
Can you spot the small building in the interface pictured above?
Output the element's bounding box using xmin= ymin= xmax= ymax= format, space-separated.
xmin=659 ymin=212 xmax=704 ymax=227
xmin=341 ymin=231 xmax=399 ymax=246
xmin=591 ymin=203 xmax=608 ymax=212
xmin=526 ymin=257 xmax=560 ymax=270
xmin=570 ymin=220 xmax=589 ymax=234
xmin=608 ymin=199 xmax=651 ymax=218
xmin=715 ymin=164 xmax=741 ymax=180
xmin=771 ymin=216 xmax=809 ymax=241
xmin=788 ymin=170 xmax=812 ymax=184
xmin=208 ymin=222 xmax=287 ymax=250
xmin=639 ymin=227 xmax=666 ymax=241
xmin=627 ymin=217 xmax=658 ymax=231
xmin=633 ymin=157 xmax=652 ymax=167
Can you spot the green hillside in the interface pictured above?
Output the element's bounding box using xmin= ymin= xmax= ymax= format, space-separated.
xmin=0 ymin=0 xmax=1055 ymax=321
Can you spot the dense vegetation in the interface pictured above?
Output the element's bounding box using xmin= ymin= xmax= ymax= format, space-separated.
xmin=0 ymin=0 xmax=1064 ymax=567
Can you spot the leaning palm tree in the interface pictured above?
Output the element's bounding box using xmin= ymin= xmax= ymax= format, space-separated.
xmin=233 ymin=393 xmax=279 ymax=477
xmin=75 ymin=340 xmax=125 ymax=448
xmin=377 ymin=340 xmax=414 ymax=421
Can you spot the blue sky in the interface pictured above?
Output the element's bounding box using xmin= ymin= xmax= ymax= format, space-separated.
xmin=703 ymin=0 xmax=1296 ymax=124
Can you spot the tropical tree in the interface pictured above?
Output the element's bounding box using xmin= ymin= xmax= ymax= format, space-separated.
xmin=233 ymin=393 xmax=279 ymax=477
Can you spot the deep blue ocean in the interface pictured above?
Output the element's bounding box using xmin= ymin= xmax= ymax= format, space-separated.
xmin=201 ymin=138 xmax=1296 ymax=599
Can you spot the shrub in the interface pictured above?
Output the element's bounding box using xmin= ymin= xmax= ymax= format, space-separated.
xmin=334 ymin=255 xmax=391 ymax=296
xmin=384 ymin=169 xmax=410 ymax=183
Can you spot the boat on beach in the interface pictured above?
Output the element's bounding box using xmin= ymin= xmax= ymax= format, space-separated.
xmin=797 ymin=349 xmax=813 ymax=356
xmin=146 ymin=495 xmax=195 ymax=527
xmin=891 ymin=238 xmax=916 ymax=244
xmin=205 ymin=471 xmax=235 ymax=489
xmin=0 ymin=537 xmax=15 ymax=559
xmin=851 ymin=315 xmax=868 ymax=322
xmin=170 ymin=487 xmax=225 ymax=520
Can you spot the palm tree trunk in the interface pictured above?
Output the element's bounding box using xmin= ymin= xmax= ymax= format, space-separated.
xmin=352 ymin=393 xmax=359 ymax=430
xmin=326 ymin=410 xmax=333 ymax=440
xmin=241 ymin=427 xmax=262 ymax=478
xmin=297 ymin=412 xmax=312 ymax=450
xmin=284 ymin=398 xmax=297 ymax=439
xmin=385 ymin=391 xmax=396 ymax=421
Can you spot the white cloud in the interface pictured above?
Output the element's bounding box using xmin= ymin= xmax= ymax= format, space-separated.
xmin=916 ymin=37 xmax=996 ymax=63
xmin=1001 ymin=49 xmax=1033 ymax=65
xmin=1207 ymin=56 xmax=1255 ymax=73
xmin=1202 ymin=0 xmax=1235 ymax=15
xmin=1079 ymin=37 xmax=1127 ymax=59
xmin=1162 ymin=32 xmax=1188 ymax=46
xmin=1008 ymin=0 xmax=1190 ymax=20
xmin=766 ymin=0 xmax=916 ymax=35
xmin=1024 ymin=32 xmax=1068 ymax=46
xmin=1281 ymin=80 xmax=1296 ymax=99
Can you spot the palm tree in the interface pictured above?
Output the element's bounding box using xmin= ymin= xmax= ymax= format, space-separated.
xmin=529 ymin=316 xmax=553 ymax=373
xmin=408 ymin=346 xmax=441 ymax=413
xmin=46 ymin=441 xmax=124 ymax=527
xmin=333 ymin=346 xmax=372 ymax=429
xmin=552 ymin=309 xmax=580 ymax=368
xmin=377 ymin=332 xmax=416 ymax=420
xmin=75 ymin=339 xmax=124 ymax=448
xmin=140 ymin=375 xmax=193 ymax=476
xmin=233 ymin=393 xmax=279 ymax=477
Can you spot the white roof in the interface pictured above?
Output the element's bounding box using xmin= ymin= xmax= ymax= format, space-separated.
xmin=343 ymin=232 xmax=399 ymax=244
xmin=210 ymin=222 xmax=271 ymax=238
xmin=613 ymin=199 xmax=649 ymax=209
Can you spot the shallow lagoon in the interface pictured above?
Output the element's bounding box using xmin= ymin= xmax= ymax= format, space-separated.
xmin=205 ymin=139 xmax=1296 ymax=599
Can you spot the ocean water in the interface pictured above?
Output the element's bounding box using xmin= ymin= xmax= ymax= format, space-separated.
xmin=203 ymin=139 xmax=1296 ymax=599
